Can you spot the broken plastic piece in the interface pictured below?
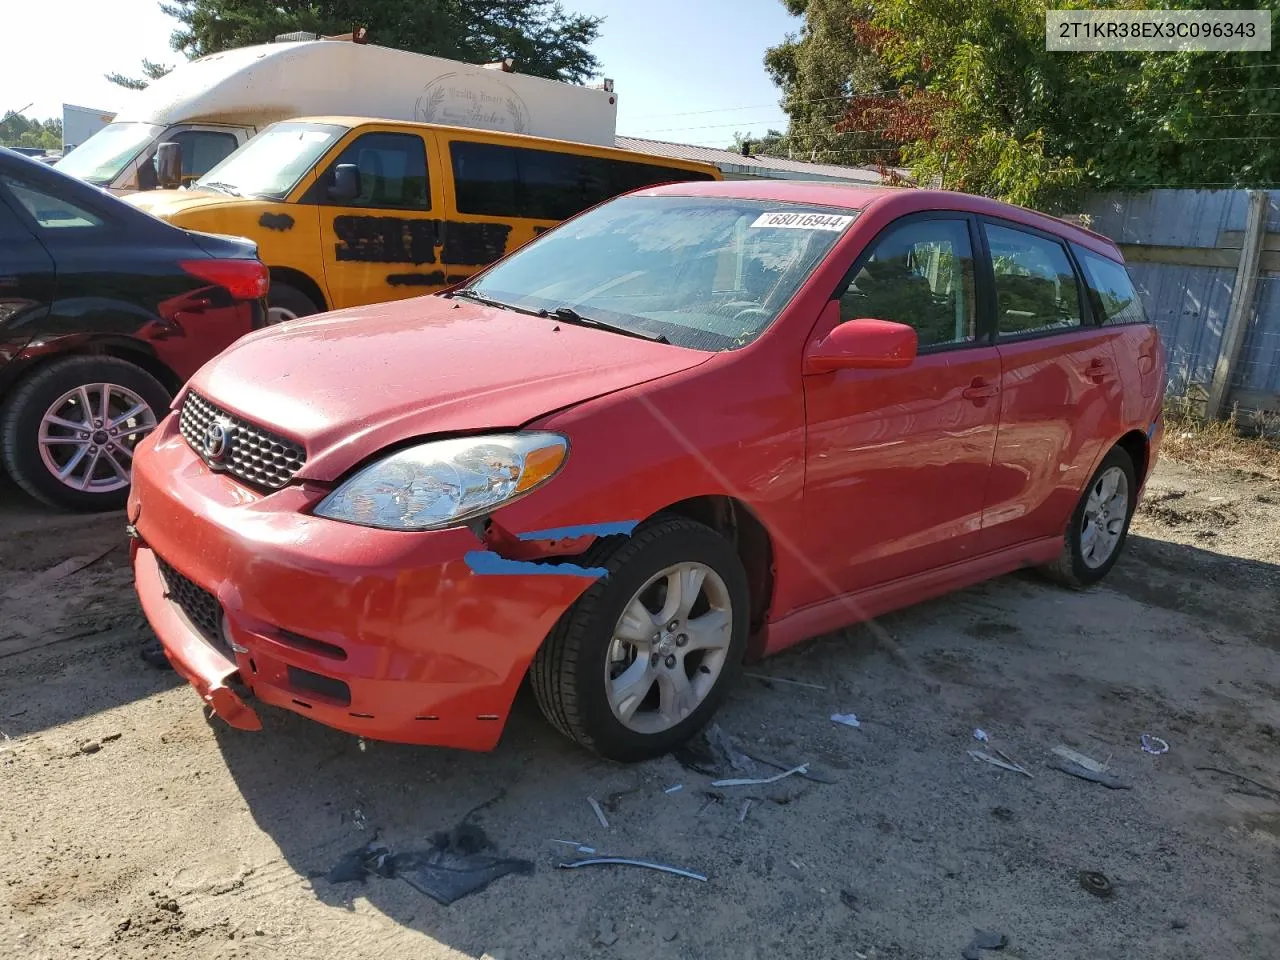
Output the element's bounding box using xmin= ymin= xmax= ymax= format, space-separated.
xmin=968 ymin=750 xmax=1032 ymax=778
xmin=742 ymin=672 xmax=827 ymax=691
xmin=325 ymin=826 xmax=533 ymax=904
xmin=831 ymin=713 xmax=860 ymax=728
xmin=664 ymin=784 xmax=683 ymax=794
xmin=1140 ymin=734 xmax=1169 ymax=755
xmin=741 ymin=748 xmax=838 ymax=784
xmin=1049 ymin=758 xmax=1132 ymax=790
xmin=672 ymin=723 xmax=753 ymax=777
xmin=973 ymin=728 xmax=989 ymax=743
xmin=738 ymin=799 xmax=753 ymax=823
xmin=712 ymin=764 xmax=807 ymax=788
xmin=1051 ymin=745 xmax=1107 ymax=773
xmin=587 ymin=797 xmax=609 ymax=829
xmin=558 ymin=857 xmax=707 ymax=882
xmin=962 ymin=928 xmax=1008 ymax=959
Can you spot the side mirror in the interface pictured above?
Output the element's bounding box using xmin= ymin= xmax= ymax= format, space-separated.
xmin=155 ymin=141 xmax=183 ymax=189
xmin=804 ymin=305 xmax=918 ymax=374
xmin=330 ymin=164 xmax=361 ymax=203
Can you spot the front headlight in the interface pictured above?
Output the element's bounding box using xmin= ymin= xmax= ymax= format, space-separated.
xmin=314 ymin=432 xmax=569 ymax=531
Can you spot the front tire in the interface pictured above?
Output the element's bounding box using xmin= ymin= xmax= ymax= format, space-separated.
xmin=0 ymin=355 xmax=169 ymax=511
xmin=530 ymin=517 xmax=750 ymax=761
xmin=1041 ymin=447 xmax=1137 ymax=589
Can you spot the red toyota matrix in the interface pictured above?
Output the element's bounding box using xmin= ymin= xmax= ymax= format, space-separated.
xmin=129 ymin=182 xmax=1165 ymax=761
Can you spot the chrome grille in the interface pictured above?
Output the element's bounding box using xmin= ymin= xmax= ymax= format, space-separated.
xmin=179 ymin=391 xmax=305 ymax=491
xmin=156 ymin=556 xmax=228 ymax=655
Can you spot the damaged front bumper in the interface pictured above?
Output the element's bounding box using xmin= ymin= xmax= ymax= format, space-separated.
xmin=128 ymin=415 xmax=601 ymax=751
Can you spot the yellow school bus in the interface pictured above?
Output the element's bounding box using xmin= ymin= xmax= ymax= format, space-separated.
xmin=126 ymin=117 xmax=722 ymax=322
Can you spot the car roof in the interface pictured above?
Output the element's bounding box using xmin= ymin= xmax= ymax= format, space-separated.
xmin=634 ymin=180 xmax=1121 ymax=259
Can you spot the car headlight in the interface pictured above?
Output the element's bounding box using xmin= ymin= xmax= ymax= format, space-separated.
xmin=314 ymin=432 xmax=569 ymax=531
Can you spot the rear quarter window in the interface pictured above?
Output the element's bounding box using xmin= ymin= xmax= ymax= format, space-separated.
xmin=1074 ymin=245 xmax=1147 ymax=326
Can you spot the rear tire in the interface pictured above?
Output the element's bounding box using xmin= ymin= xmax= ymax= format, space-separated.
xmin=530 ymin=517 xmax=750 ymax=762
xmin=1040 ymin=447 xmax=1137 ymax=589
xmin=0 ymin=355 xmax=170 ymax=511
xmin=266 ymin=282 xmax=319 ymax=325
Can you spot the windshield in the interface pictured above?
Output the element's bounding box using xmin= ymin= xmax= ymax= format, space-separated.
xmin=466 ymin=196 xmax=856 ymax=351
xmin=195 ymin=121 xmax=346 ymax=199
xmin=55 ymin=122 xmax=163 ymax=184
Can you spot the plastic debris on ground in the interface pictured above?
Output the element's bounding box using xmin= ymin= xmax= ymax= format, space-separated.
xmin=558 ymin=857 xmax=707 ymax=882
xmin=663 ymin=784 xmax=683 ymax=794
xmin=973 ymin=728 xmax=990 ymax=743
xmin=549 ymin=839 xmax=595 ymax=854
xmin=738 ymin=799 xmax=753 ymax=822
xmin=1140 ymin=733 xmax=1170 ymax=755
xmin=1051 ymin=745 xmax=1108 ymax=773
xmin=672 ymin=722 xmax=755 ymax=778
xmin=325 ymin=824 xmax=534 ymax=905
xmin=1049 ymin=758 xmax=1132 ymax=790
xmin=742 ymin=672 xmax=827 ymax=691
xmin=831 ymin=713 xmax=861 ymax=728
xmin=968 ymin=750 xmax=1032 ymax=778
xmin=587 ymin=797 xmax=610 ymax=829
xmin=741 ymin=748 xmax=838 ymax=784
xmin=712 ymin=764 xmax=808 ymax=788
xmin=961 ymin=929 xmax=1008 ymax=959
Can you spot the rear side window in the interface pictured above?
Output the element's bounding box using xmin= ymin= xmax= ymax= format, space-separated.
xmin=1 ymin=177 xmax=103 ymax=229
xmin=322 ymin=132 xmax=430 ymax=210
xmin=985 ymin=223 xmax=1082 ymax=337
xmin=450 ymin=141 xmax=714 ymax=220
xmin=1075 ymin=246 xmax=1146 ymax=326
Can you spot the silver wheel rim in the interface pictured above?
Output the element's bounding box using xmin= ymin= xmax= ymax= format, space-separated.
xmin=1080 ymin=465 xmax=1129 ymax=569
xmin=37 ymin=383 xmax=158 ymax=494
xmin=266 ymin=306 xmax=298 ymax=325
xmin=604 ymin=561 xmax=733 ymax=735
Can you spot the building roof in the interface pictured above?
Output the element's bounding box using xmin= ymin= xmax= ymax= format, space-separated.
xmin=616 ymin=135 xmax=885 ymax=184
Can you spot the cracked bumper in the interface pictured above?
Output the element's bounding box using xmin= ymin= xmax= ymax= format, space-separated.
xmin=128 ymin=415 xmax=595 ymax=750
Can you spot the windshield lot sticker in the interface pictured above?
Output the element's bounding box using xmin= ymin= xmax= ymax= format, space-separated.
xmin=750 ymin=212 xmax=855 ymax=232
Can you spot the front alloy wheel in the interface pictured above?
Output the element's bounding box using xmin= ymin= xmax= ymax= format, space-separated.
xmin=531 ymin=516 xmax=750 ymax=761
xmin=605 ymin=561 xmax=734 ymax=735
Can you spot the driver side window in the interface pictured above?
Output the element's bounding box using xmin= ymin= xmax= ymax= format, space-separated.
xmin=836 ymin=218 xmax=976 ymax=349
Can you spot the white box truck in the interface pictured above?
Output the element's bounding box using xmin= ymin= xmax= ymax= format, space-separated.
xmin=55 ymin=37 xmax=618 ymax=194
xmin=61 ymin=103 xmax=116 ymax=154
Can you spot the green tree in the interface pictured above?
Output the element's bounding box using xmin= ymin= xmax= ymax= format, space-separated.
xmin=769 ymin=0 xmax=1280 ymax=209
xmin=110 ymin=0 xmax=601 ymax=87
xmin=764 ymin=0 xmax=898 ymax=167
xmin=730 ymin=129 xmax=789 ymax=158
xmin=106 ymin=58 xmax=175 ymax=91
xmin=0 ymin=114 xmax=63 ymax=151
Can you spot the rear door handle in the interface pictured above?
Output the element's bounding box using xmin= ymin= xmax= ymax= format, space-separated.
xmin=1086 ymin=357 xmax=1117 ymax=381
xmin=962 ymin=377 xmax=999 ymax=402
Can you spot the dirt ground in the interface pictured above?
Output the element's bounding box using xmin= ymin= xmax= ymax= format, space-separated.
xmin=2 ymin=457 xmax=1278 ymax=960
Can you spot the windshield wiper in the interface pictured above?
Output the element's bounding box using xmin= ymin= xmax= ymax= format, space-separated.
xmin=199 ymin=181 xmax=241 ymax=196
xmin=539 ymin=306 xmax=669 ymax=344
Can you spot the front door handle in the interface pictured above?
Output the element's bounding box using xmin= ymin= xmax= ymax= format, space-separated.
xmin=962 ymin=377 xmax=999 ymax=402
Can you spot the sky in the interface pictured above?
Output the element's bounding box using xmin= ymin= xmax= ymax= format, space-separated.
xmin=2 ymin=0 xmax=800 ymax=149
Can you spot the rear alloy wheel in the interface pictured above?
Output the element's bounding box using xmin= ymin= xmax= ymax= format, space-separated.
xmin=1 ymin=356 xmax=169 ymax=511
xmin=1041 ymin=447 xmax=1137 ymax=589
xmin=266 ymin=282 xmax=319 ymax=325
xmin=530 ymin=517 xmax=750 ymax=761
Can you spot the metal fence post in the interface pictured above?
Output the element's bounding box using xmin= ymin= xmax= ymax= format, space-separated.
xmin=1205 ymin=190 xmax=1268 ymax=420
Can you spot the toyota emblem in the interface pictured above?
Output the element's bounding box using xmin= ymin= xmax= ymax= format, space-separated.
xmin=203 ymin=420 xmax=231 ymax=460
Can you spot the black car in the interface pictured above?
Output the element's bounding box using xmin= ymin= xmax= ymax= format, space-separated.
xmin=0 ymin=147 xmax=268 ymax=510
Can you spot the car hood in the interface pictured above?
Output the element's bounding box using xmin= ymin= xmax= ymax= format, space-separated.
xmin=124 ymin=188 xmax=244 ymax=219
xmin=190 ymin=296 xmax=712 ymax=481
